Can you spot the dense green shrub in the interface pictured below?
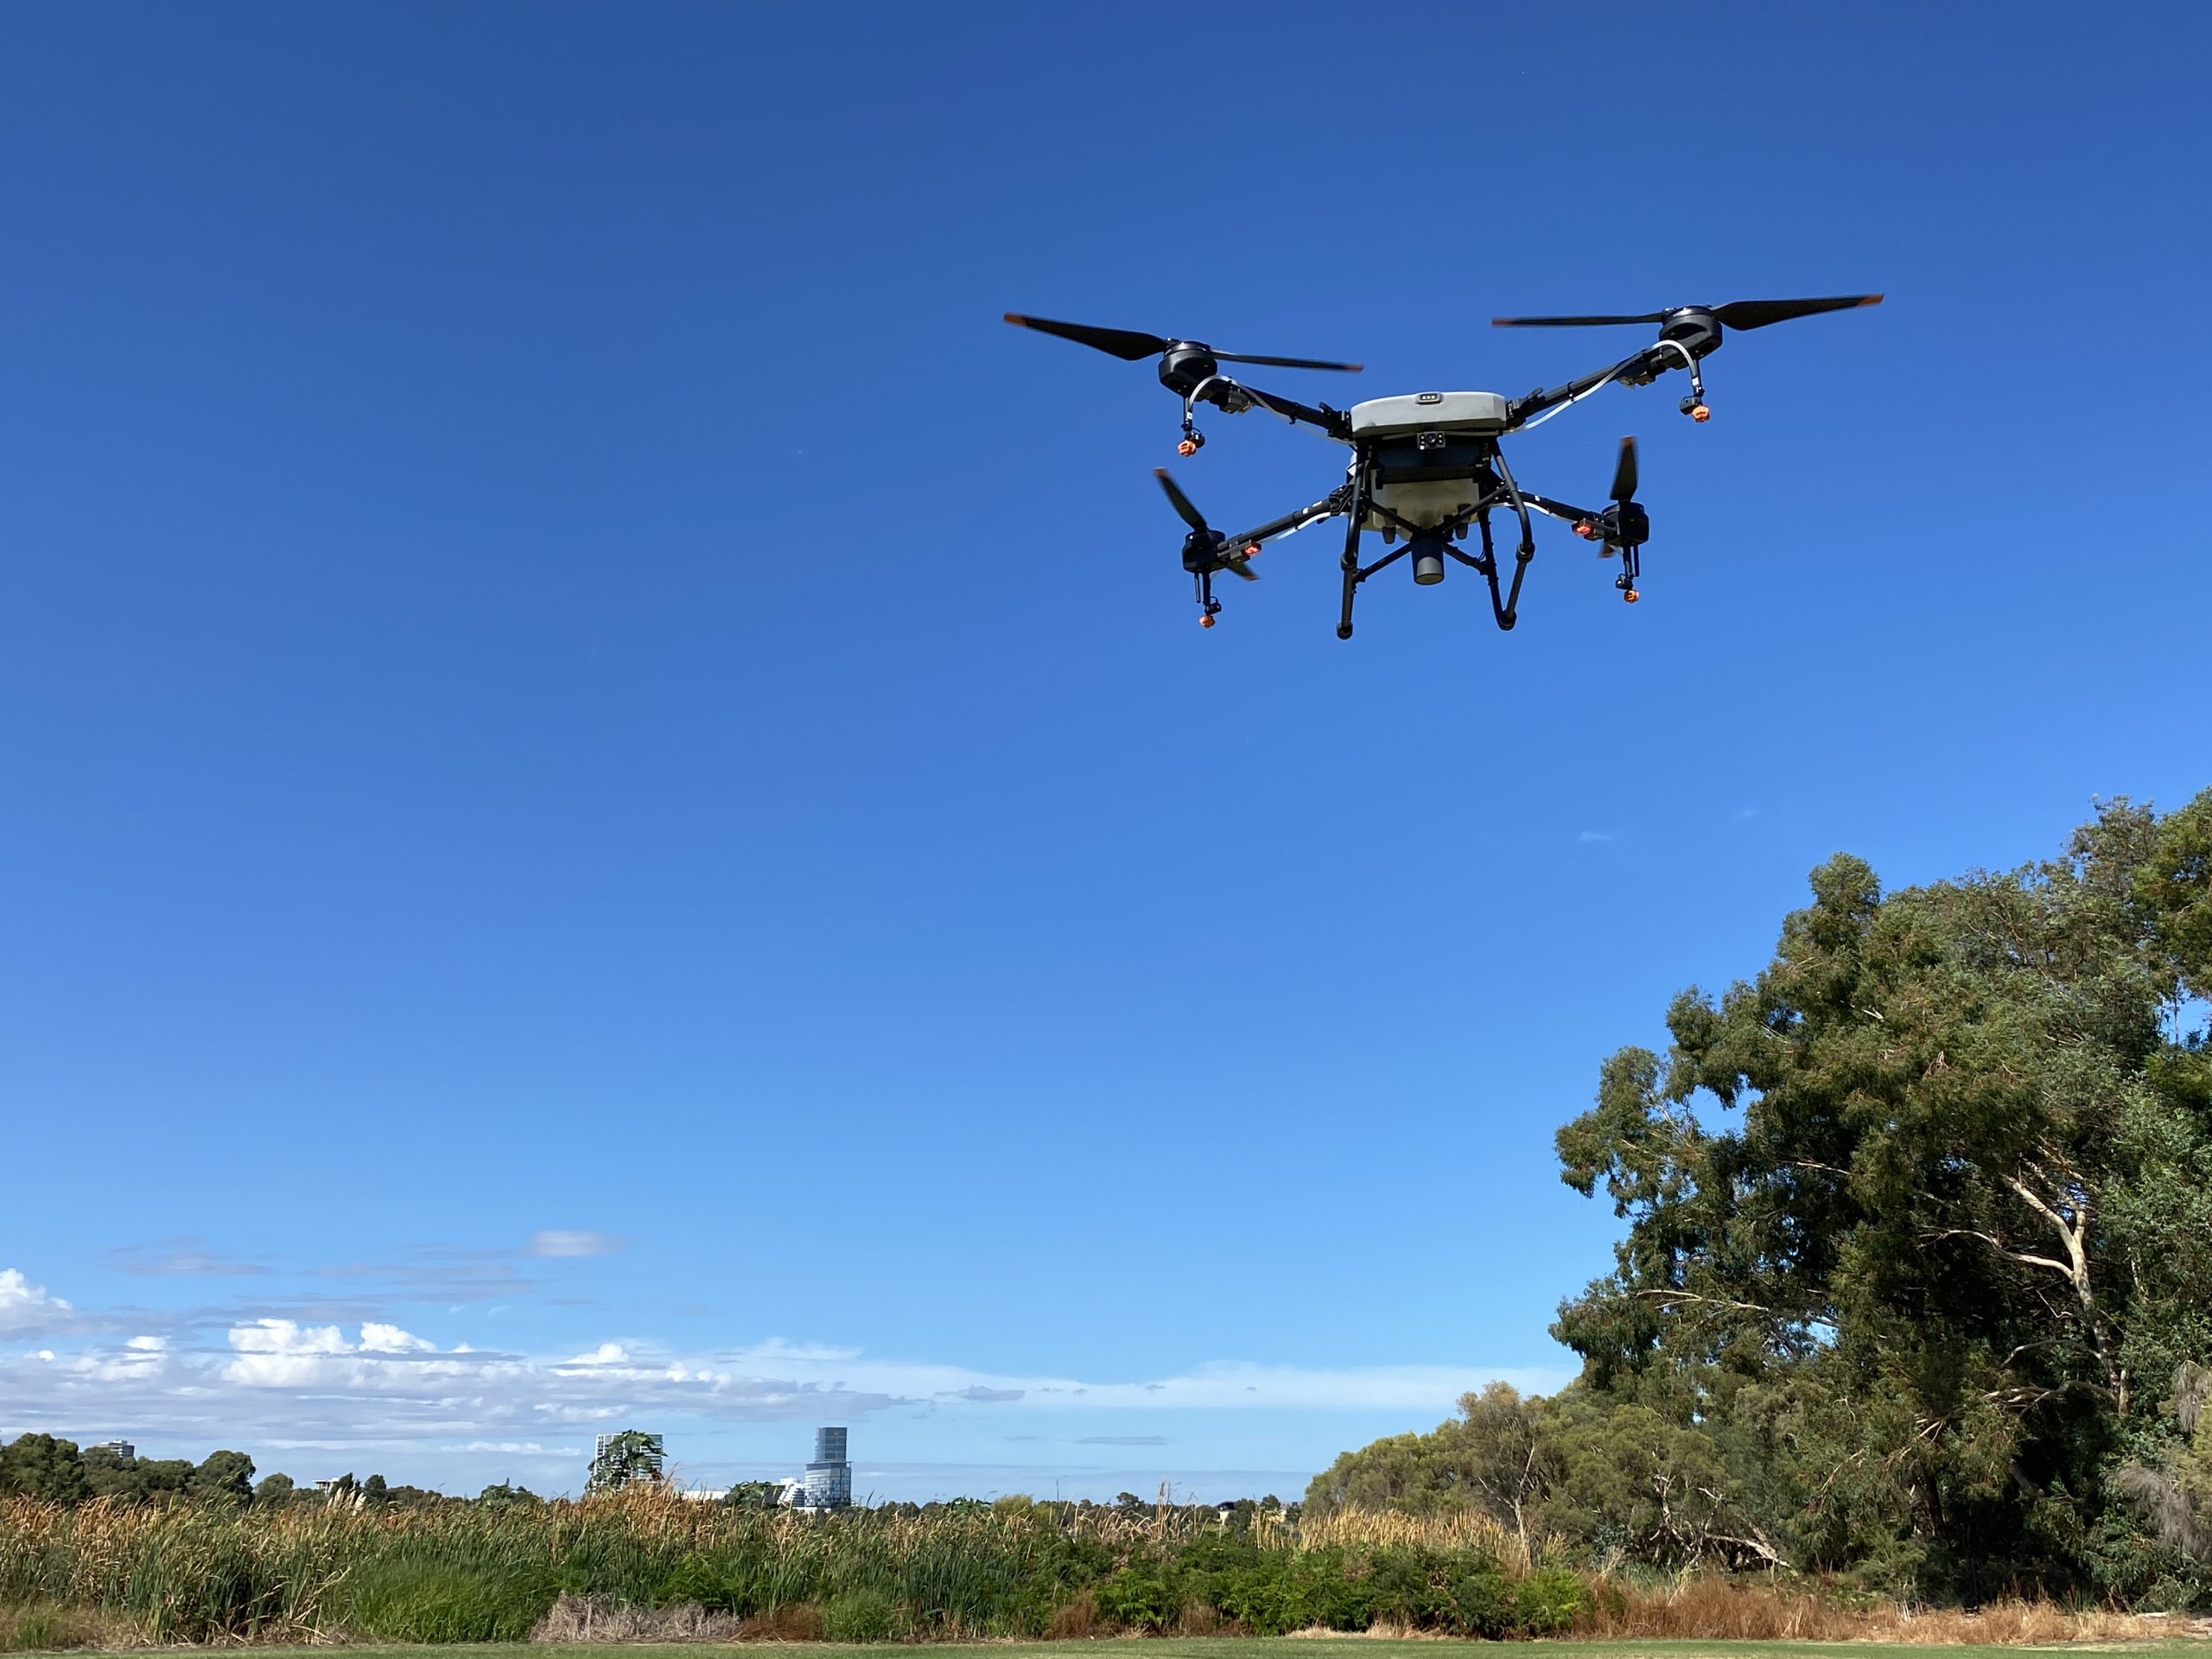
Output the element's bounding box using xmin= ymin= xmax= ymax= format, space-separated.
xmin=335 ymin=1559 xmax=552 ymax=1643
xmin=1092 ymin=1558 xmax=1175 ymax=1630
xmin=1449 ymin=1563 xmax=1513 ymax=1636
xmin=1512 ymin=1564 xmax=1594 ymax=1635
xmin=823 ymin=1586 xmax=904 ymax=1642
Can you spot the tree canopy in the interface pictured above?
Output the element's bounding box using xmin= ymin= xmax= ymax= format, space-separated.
xmin=1314 ymin=791 xmax=2212 ymax=1604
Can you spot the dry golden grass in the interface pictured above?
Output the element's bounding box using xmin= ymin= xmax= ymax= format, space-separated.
xmin=1044 ymin=1589 xmax=1099 ymax=1640
xmin=0 ymin=1601 xmax=150 ymax=1652
xmin=1583 ymin=1573 xmax=2176 ymax=1643
xmin=529 ymin=1595 xmax=746 ymax=1644
xmin=1288 ymin=1508 xmax=1548 ymax=1573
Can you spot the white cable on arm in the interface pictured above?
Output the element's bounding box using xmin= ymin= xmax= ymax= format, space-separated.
xmin=1517 ymin=340 xmax=1696 ymax=430
xmin=1518 ymin=365 xmax=1625 ymax=429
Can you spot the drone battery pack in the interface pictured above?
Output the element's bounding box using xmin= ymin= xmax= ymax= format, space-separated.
xmin=1348 ymin=391 xmax=1510 ymax=436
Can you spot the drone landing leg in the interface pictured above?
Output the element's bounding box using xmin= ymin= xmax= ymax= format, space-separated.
xmin=1471 ymin=510 xmax=1509 ymax=624
xmin=1484 ymin=443 xmax=1539 ymax=631
xmin=1336 ymin=468 xmax=1369 ymax=640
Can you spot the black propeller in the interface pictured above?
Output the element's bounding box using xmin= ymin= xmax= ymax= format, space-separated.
xmin=1590 ymin=437 xmax=1650 ymax=603
xmin=1491 ymin=295 xmax=1882 ymax=331
xmin=1006 ymin=314 xmax=1360 ymax=372
xmin=1570 ymin=438 xmax=1648 ymax=556
xmin=1610 ymin=435 xmax=1639 ymax=505
xmin=1155 ymin=470 xmax=1256 ymax=581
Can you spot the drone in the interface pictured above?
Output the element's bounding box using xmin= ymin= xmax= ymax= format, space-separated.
xmin=1004 ymin=296 xmax=1881 ymax=634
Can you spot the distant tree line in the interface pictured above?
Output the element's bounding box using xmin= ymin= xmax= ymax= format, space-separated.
xmin=1312 ymin=790 xmax=2212 ymax=1606
xmin=0 ymin=1433 xmax=540 ymax=1511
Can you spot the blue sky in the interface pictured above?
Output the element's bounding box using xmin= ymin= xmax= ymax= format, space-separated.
xmin=3 ymin=3 xmax=2207 ymax=1501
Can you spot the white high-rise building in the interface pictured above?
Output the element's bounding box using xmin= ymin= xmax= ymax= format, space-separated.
xmin=798 ymin=1426 xmax=851 ymax=1509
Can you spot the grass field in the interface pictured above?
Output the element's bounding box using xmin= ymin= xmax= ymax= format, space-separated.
xmin=111 ymin=1642 xmax=2210 ymax=1659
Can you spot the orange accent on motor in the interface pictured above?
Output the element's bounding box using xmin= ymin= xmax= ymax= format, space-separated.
xmin=1243 ymin=544 xmax=1262 ymax=558
xmin=1573 ymin=522 xmax=1596 ymax=538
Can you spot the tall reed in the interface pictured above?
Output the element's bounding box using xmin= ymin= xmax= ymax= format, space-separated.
xmin=0 ymin=1491 xmax=2175 ymax=1645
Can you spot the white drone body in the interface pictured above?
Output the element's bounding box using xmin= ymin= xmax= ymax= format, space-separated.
xmin=1346 ymin=391 xmax=1512 ymax=547
xmin=1002 ymin=296 xmax=1880 ymax=634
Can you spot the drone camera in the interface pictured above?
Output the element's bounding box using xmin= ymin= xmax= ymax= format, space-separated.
xmin=1410 ymin=531 xmax=1448 ymax=587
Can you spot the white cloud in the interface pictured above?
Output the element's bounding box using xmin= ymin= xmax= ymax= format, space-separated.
xmin=230 ymin=1319 xmax=354 ymax=1357
xmin=0 ymin=1268 xmax=72 ymax=1333
xmin=0 ymin=1271 xmax=1571 ymax=1479
xmin=1577 ymin=830 xmax=1614 ymax=844
xmin=530 ymin=1230 xmax=624 ymax=1258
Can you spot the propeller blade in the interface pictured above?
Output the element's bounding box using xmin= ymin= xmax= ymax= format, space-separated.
xmin=1611 ymin=436 xmax=1638 ymax=504
xmin=1212 ymin=351 xmax=1363 ymax=372
xmin=1491 ymin=312 xmax=1669 ymax=328
xmin=1493 ymin=295 xmax=1882 ymax=330
xmin=1007 ymin=314 xmax=1360 ymax=370
xmin=1154 ymin=468 xmax=1210 ymax=533
xmin=1711 ymin=294 xmax=1883 ymax=330
xmin=1003 ymin=313 xmax=1170 ymax=361
xmin=1223 ymin=556 xmax=1260 ymax=582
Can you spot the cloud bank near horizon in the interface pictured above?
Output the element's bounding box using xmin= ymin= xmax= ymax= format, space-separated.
xmin=0 ymin=1262 xmax=1567 ymax=1490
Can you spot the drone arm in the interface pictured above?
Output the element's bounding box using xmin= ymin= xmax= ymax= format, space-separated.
xmin=1506 ymin=343 xmax=1683 ymax=429
xmin=1236 ymin=382 xmax=1354 ymax=442
xmin=1219 ymin=486 xmax=1354 ymax=555
xmin=1521 ymin=492 xmax=1601 ymax=524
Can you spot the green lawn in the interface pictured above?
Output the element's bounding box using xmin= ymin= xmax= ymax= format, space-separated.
xmin=145 ymin=1641 xmax=2209 ymax=1659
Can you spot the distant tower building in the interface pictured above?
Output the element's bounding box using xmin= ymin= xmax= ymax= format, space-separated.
xmin=87 ymin=1440 xmax=135 ymax=1460
xmin=799 ymin=1426 xmax=851 ymax=1510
